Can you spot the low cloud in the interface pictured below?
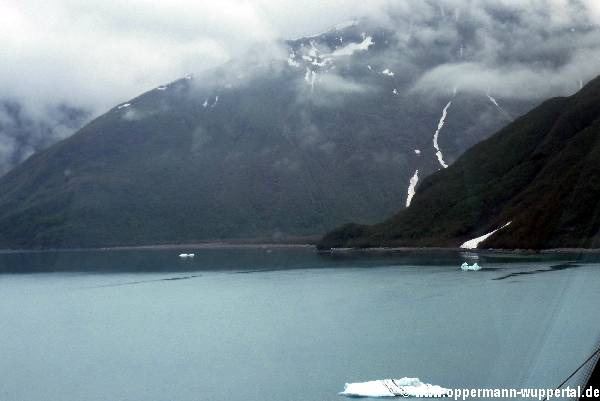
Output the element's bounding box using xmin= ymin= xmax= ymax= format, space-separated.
xmin=2 ymin=0 xmax=600 ymax=173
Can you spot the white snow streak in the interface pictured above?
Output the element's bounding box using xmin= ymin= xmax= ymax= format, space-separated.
xmin=406 ymin=170 xmax=419 ymax=208
xmin=381 ymin=68 xmax=394 ymax=77
xmin=487 ymin=94 xmax=512 ymax=120
xmin=304 ymin=68 xmax=317 ymax=92
xmin=433 ymin=101 xmax=452 ymax=169
xmin=331 ymin=36 xmax=373 ymax=57
xmin=460 ymin=222 xmax=512 ymax=249
xmin=287 ymin=52 xmax=300 ymax=67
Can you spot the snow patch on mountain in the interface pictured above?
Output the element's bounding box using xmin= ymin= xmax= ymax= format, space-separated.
xmin=406 ymin=169 xmax=419 ymax=208
xmin=331 ymin=36 xmax=373 ymax=57
xmin=287 ymin=52 xmax=300 ymax=67
xmin=487 ymin=93 xmax=512 ymax=120
xmin=460 ymin=222 xmax=512 ymax=249
xmin=305 ymin=68 xmax=317 ymax=92
xmin=433 ymin=101 xmax=452 ymax=169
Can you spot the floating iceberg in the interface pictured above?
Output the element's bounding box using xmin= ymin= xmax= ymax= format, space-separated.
xmin=461 ymin=262 xmax=481 ymax=271
xmin=340 ymin=377 xmax=450 ymax=398
xmin=179 ymin=253 xmax=195 ymax=258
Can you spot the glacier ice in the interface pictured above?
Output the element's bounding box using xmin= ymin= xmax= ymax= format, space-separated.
xmin=340 ymin=378 xmax=450 ymax=398
xmin=461 ymin=262 xmax=481 ymax=271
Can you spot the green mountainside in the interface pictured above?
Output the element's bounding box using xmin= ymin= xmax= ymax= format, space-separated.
xmin=318 ymin=76 xmax=600 ymax=250
xmin=0 ymin=22 xmax=530 ymax=249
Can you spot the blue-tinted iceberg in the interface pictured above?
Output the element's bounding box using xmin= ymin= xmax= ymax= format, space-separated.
xmin=461 ymin=262 xmax=481 ymax=271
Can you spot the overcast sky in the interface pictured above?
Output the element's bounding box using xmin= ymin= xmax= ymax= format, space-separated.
xmin=2 ymin=0 xmax=600 ymax=118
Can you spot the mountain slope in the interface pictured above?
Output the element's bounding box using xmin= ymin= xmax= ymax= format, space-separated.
xmin=0 ymin=18 xmax=568 ymax=249
xmin=318 ymin=76 xmax=600 ymax=250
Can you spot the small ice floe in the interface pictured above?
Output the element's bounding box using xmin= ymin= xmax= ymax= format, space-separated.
xmin=392 ymin=89 xmax=398 ymax=95
xmin=414 ymin=149 xmax=421 ymax=155
xmin=367 ymin=65 xmax=372 ymax=70
xmin=381 ymin=68 xmax=395 ymax=77
xmin=156 ymin=86 xmax=167 ymax=91
xmin=211 ymin=95 xmax=219 ymax=108
xmin=202 ymin=99 xmax=209 ymax=108
xmin=461 ymin=262 xmax=481 ymax=271
xmin=185 ymin=74 xmax=193 ymax=80
xmin=179 ymin=253 xmax=195 ymax=258
xmin=460 ymin=222 xmax=512 ymax=250
xmin=340 ymin=378 xmax=450 ymax=398
xmin=117 ymin=103 xmax=131 ymax=109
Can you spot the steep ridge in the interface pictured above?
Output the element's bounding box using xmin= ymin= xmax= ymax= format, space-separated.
xmin=318 ymin=76 xmax=600 ymax=250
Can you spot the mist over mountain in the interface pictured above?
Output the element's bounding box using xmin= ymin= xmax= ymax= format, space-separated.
xmin=0 ymin=102 xmax=89 ymax=175
xmin=2 ymin=0 xmax=600 ymax=179
xmin=2 ymin=2 xmax=600 ymax=248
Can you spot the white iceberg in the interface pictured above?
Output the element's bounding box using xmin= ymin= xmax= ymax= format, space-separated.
xmin=340 ymin=377 xmax=450 ymax=398
xmin=461 ymin=262 xmax=481 ymax=271
xmin=178 ymin=253 xmax=195 ymax=258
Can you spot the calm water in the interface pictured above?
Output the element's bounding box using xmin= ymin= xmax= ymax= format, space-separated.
xmin=1 ymin=248 xmax=599 ymax=401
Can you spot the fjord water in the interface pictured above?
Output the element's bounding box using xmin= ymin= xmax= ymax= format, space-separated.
xmin=1 ymin=248 xmax=599 ymax=401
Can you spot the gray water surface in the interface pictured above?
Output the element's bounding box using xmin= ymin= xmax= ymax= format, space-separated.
xmin=0 ymin=248 xmax=599 ymax=401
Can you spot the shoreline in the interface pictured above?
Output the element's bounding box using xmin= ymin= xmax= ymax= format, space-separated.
xmin=3 ymin=242 xmax=600 ymax=254
xmin=0 ymin=241 xmax=317 ymax=254
xmin=324 ymin=246 xmax=600 ymax=255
